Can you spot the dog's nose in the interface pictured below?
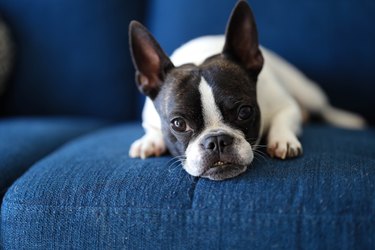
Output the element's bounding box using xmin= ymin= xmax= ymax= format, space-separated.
xmin=203 ymin=134 xmax=234 ymax=152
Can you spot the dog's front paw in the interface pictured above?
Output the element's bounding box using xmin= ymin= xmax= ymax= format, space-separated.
xmin=129 ymin=133 xmax=166 ymax=159
xmin=267 ymin=132 xmax=303 ymax=159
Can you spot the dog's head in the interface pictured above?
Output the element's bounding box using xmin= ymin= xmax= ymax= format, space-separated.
xmin=129 ymin=0 xmax=264 ymax=180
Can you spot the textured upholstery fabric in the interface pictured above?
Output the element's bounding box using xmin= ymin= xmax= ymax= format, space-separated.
xmin=0 ymin=117 xmax=106 ymax=199
xmin=2 ymin=123 xmax=374 ymax=249
xmin=147 ymin=0 xmax=375 ymax=124
xmin=0 ymin=0 xmax=146 ymax=120
xmin=1 ymin=0 xmax=374 ymax=249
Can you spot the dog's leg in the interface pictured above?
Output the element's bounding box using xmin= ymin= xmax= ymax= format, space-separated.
xmin=266 ymin=103 xmax=303 ymax=159
xmin=129 ymin=128 xmax=166 ymax=159
xmin=129 ymin=98 xmax=166 ymax=159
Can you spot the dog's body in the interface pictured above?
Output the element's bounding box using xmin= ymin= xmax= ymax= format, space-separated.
xmin=129 ymin=1 xmax=365 ymax=180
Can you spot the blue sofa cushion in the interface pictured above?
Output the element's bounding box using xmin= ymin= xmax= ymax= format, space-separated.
xmin=0 ymin=117 xmax=106 ymax=199
xmin=2 ymin=123 xmax=374 ymax=249
xmin=0 ymin=0 xmax=146 ymax=120
xmin=147 ymin=0 xmax=375 ymax=124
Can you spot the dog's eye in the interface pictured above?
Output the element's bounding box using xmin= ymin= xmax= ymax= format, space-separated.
xmin=171 ymin=117 xmax=188 ymax=132
xmin=238 ymin=106 xmax=253 ymax=120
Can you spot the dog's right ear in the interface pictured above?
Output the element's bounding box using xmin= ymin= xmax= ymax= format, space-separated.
xmin=223 ymin=0 xmax=263 ymax=75
xmin=129 ymin=21 xmax=174 ymax=99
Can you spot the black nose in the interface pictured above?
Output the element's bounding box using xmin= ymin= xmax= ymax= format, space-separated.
xmin=203 ymin=134 xmax=234 ymax=153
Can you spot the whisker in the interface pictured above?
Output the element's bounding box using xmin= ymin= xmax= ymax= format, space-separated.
xmin=165 ymin=155 xmax=186 ymax=172
xmin=253 ymin=150 xmax=270 ymax=163
xmin=165 ymin=155 xmax=186 ymax=165
xmin=168 ymin=161 xmax=183 ymax=172
xmin=254 ymin=150 xmax=268 ymax=159
xmin=253 ymin=148 xmax=267 ymax=156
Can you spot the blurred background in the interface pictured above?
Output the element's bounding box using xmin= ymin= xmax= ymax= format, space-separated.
xmin=0 ymin=0 xmax=374 ymax=124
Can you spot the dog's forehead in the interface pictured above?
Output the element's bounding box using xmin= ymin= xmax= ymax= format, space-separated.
xmin=200 ymin=56 xmax=255 ymax=91
xmin=164 ymin=64 xmax=201 ymax=103
xmin=160 ymin=56 xmax=256 ymax=115
xmin=168 ymin=56 xmax=253 ymax=89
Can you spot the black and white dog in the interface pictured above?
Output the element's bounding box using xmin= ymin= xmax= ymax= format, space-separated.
xmin=128 ymin=0 xmax=365 ymax=180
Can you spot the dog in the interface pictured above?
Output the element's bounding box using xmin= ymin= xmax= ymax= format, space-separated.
xmin=128 ymin=0 xmax=365 ymax=180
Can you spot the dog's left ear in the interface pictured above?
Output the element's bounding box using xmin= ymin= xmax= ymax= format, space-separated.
xmin=223 ymin=0 xmax=264 ymax=74
xmin=129 ymin=21 xmax=174 ymax=99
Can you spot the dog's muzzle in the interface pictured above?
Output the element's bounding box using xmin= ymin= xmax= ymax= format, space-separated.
xmin=199 ymin=133 xmax=247 ymax=180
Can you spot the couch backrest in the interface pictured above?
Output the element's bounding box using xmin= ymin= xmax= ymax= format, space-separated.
xmin=1 ymin=0 xmax=374 ymax=124
xmin=0 ymin=0 xmax=146 ymax=121
xmin=147 ymin=0 xmax=375 ymax=124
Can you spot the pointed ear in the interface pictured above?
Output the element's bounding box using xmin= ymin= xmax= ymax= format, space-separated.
xmin=223 ymin=1 xmax=264 ymax=74
xmin=129 ymin=21 xmax=174 ymax=99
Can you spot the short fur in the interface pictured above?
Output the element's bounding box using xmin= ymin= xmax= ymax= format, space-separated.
xmin=128 ymin=0 xmax=365 ymax=180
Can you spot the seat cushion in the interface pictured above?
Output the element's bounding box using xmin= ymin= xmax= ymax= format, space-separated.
xmin=0 ymin=0 xmax=146 ymax=120
xmin=1 ymin=124 xmax=375 ymax=249
xmin=0 ymin=117 xmax=106 ymax=199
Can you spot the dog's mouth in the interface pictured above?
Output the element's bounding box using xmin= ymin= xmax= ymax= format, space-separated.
xmin=201 ymin=161 xmax=247 ymax=181
xmin=213 ymin=161 xmax=228 ymax=167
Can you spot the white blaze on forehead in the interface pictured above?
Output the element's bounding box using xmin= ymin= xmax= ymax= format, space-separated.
xmin=184 ymin=77 xmax=254 ymax=178
xmin=199 ymin=77 xmax=223 ymax=127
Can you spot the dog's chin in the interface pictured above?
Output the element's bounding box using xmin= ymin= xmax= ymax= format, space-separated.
xmin=201 ymin=163 xmax=247 ymax=181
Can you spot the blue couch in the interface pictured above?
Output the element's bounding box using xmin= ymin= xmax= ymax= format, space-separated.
xmin=1 ymin=0 xmax=374 ymax=249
